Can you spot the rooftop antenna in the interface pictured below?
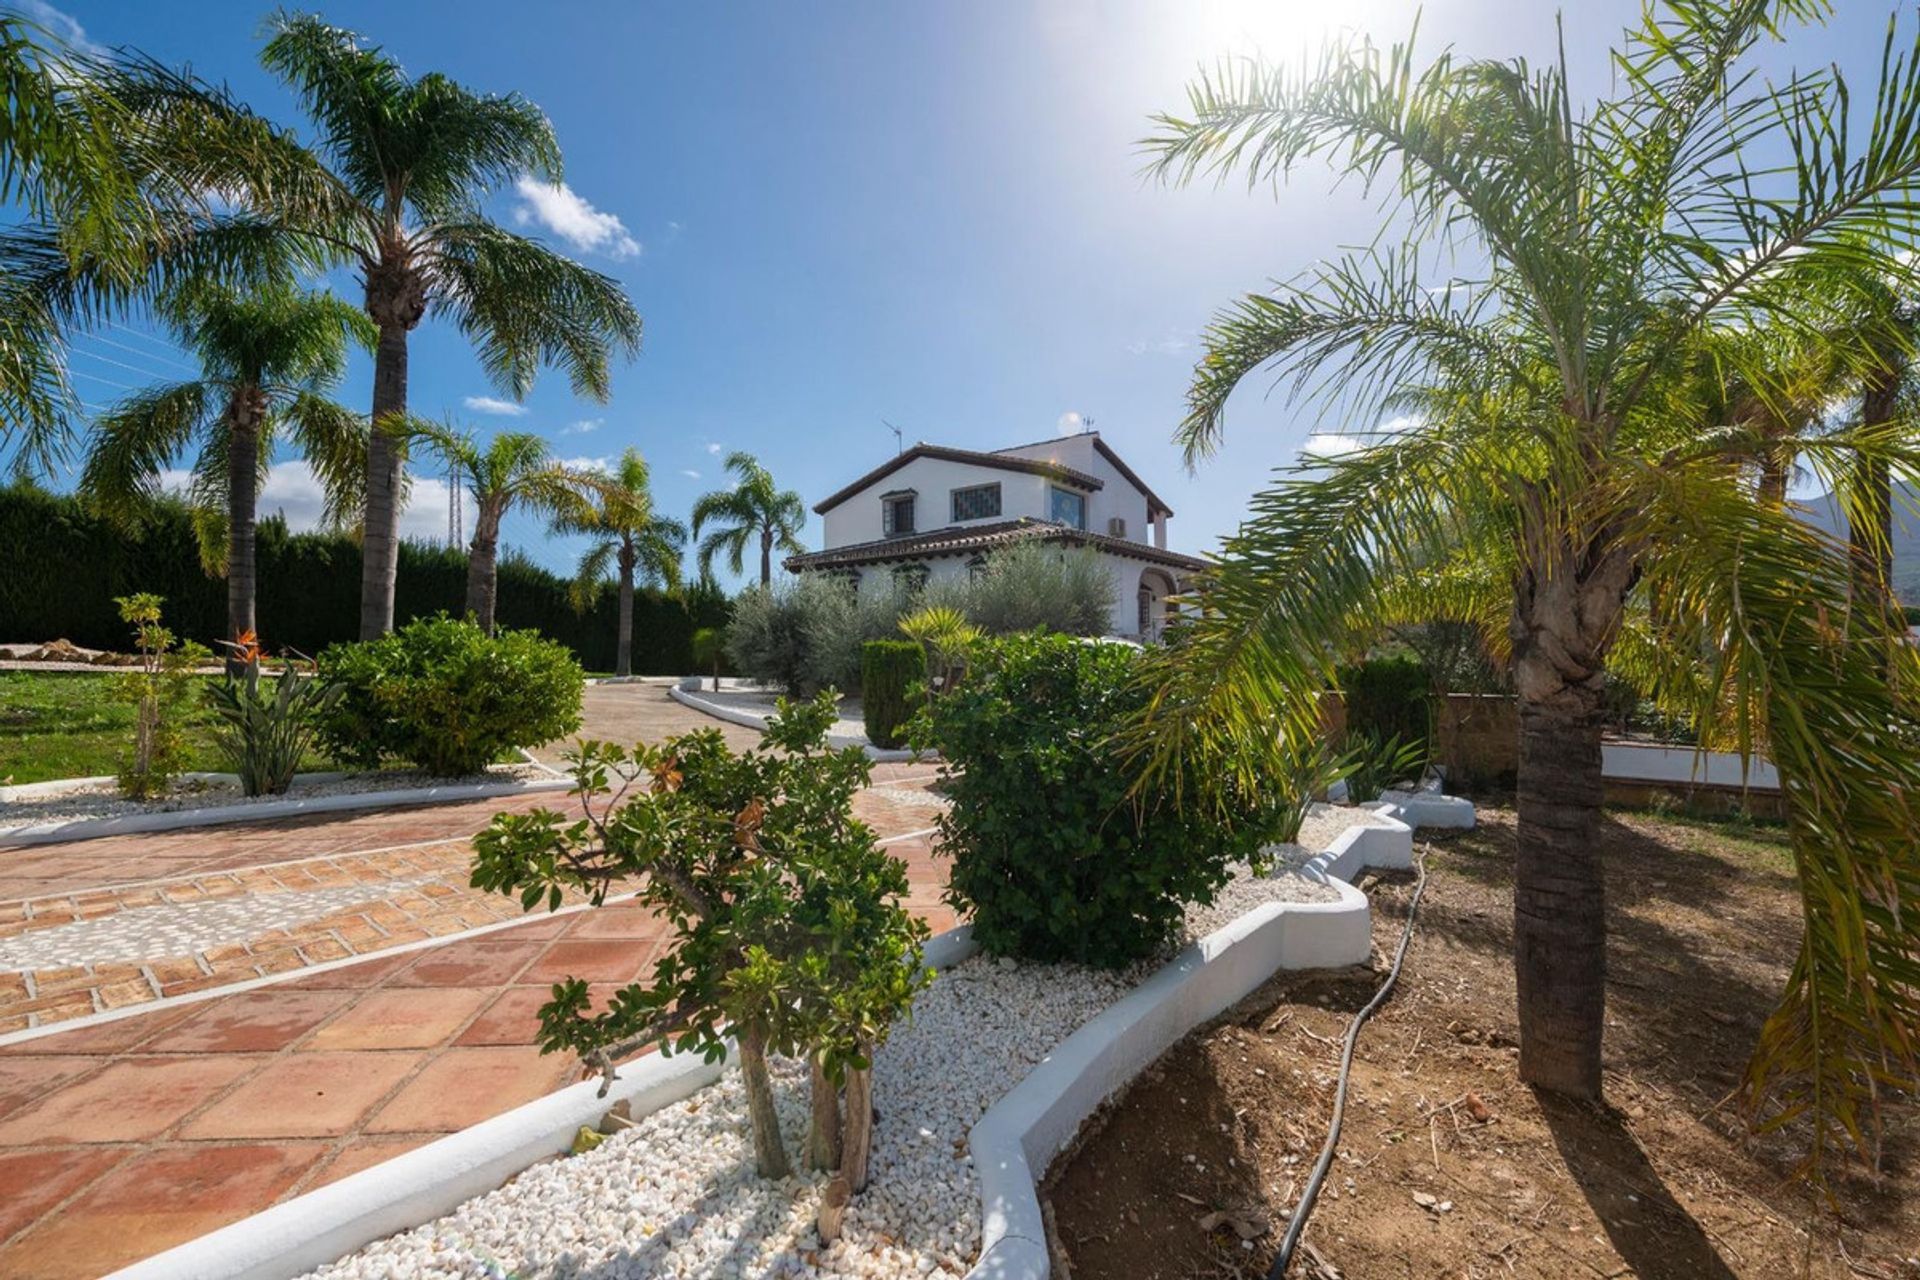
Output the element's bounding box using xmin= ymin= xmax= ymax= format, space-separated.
xmin=1080 ymin=414 xmax=1095 ymax=435
xmin=882 ymin=419 xmax=904 ymax=455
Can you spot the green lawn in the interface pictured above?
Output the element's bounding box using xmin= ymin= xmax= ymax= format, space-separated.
xmin=0 ymin=670 xmax=339 ymax=786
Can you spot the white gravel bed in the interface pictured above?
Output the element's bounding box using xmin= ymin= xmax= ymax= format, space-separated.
xmin=1275 ymin=802 xmax=1399 ymax=869
xmin=0 ymin=763 xmax=549 ymax=832
xmin=306 ymin=860 xmax=1337 ymax=1280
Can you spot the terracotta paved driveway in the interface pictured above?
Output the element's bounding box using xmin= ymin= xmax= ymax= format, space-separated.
xmin=0 ymin=684 xmax=953 ymax=1279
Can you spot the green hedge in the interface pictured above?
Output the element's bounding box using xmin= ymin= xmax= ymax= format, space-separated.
xmin=860 ymin=640 xmax=925 ymax=748
xmin=1339 ymin=656 xmax=1432 ymax=756
xmin=0 ymin=483 xmax=727 ymax=673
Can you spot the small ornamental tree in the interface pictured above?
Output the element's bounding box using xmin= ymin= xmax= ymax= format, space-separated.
xmin=471 ymin=692 xmax=929 ymax=1187
xmin=112 ymin=594 xmax=209 ymax=799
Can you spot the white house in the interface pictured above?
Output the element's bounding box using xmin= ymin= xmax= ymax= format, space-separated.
xmin=784 ymin=432 xmax=1208 ymax=640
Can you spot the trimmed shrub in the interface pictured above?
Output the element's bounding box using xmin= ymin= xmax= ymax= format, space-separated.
xmin=315 ymin=615 xmax=584 ymax=775
xmin=914 ymin=632 xmax=1283 ymax=968
xmin=725 ymin=575 xmax=899 ymax=697
xmin=1339 ymin=656 xmax=1431 ymax=758
xmin=860 ymin=640 xmax=925 ymax=748
xmin=920 ymin=540 xmax=1115 ymax=637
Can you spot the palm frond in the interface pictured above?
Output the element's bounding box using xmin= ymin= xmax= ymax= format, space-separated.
xmin=78 ymin=379 xmax=213 ymax=523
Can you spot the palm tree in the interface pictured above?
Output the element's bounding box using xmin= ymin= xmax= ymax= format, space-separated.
xmin=1135 ymin=4 xmax=1920 ymax=1168
xmin=403 ymin=422 xmax=600 ymax=633
xmin=691 ymin=451 xmax=807 ymax=586
xmin=80 ymin=282 xmax=371 ymax=640
xmin=558 ymin=447 xmax=687 ymax=678
xmin=258 ymin=13 xmax=642 ymax=640
xmin=0 ymin=14 xmax=337 ymax=476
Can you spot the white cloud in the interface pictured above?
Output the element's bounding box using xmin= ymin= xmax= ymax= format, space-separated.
xmin=561 ymin=455 xmax=612 ymax=474
xmin=1125 ymin=332 xmax=1189 ymax=357
xmin=513 ymin=178 xmax=640 ymax=259
xmin=705 ymin=442 xmax=722 ymax=455
xmin=561 ymin=418 xmax=602 ymax=436
xmin=679 ymin=469 xmax=701 ymax=479
xmin=464 ymin=395 xmax=528 ymax=417
xmin=1298 ymin=433 xmax=1368 ymax=461
xmin=1057 ymin=411 xmax=1089 ymax=436
xmin=162 ymin=460 xmax=454 ymax=545
xmin=14 ymin=1 xmax=102 ymax=54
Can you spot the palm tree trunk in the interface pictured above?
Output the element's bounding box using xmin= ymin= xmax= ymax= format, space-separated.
xmin=466 ymin=507 xmax=501 ymax=633
xmin=226 ymin=406 xmax=260 ymax=643
xmin=1513 ymin=688 xmax=1608 ymax=1098
xmin=616 ymin=539 xmax=635 ymax=678
xmin=360 ymin=321 xmax=410 ymax=639
xmin=760 ymin=527 xmax=772 ymax=586
xmin=1508 ymin=517 xmax=1635 ymax=1100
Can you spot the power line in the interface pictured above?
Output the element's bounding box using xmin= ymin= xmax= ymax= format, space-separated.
xmin=68 ymin=345 xmax=178 ymax=382
xmin=99 ymin=320 xmax=197 ymax=361
xmin=83 ymin=330 xmax=196 ymax=374
xmin=69 ymin=369 xmax=139 ymax=393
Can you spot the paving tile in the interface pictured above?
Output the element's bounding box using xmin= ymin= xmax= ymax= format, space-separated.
xmin=0 ymin=1055 xmax=258 ymax=1144
xmin=518 ymin=938 xmax=653 ymax=985
xmin=366 ymin=1045 xmax=571 ymax=1133
xmin=0 ymin=1055 xmax=103 ymax=1121
xmin=0 ymin=1001 xmax=199 ymax=1055
xmin=178 ymin=1051 xmax=417 ymax=1139
xmin=300 ymin=986 xmax=492 ymax=1051
xmin=136 ymin=990 xmax=353 ymax=1055
xmin=387 ymin=938 xmax=545 ymax=988
xmin=0 ymin=1142 xmax=327 ymax=1280
xmin=557 ymin=903 xmax=662 ymax=940
xmin=0 ymin=1146 xmax=131 ymax=1242
xmin=271 ymin=948 xmax=419 ymax=991
xmin=454 ymin=981 xmax=626 ymax=1047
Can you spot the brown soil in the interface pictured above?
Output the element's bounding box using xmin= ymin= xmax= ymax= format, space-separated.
xmin=1043 ymin=808 xmax=1920 ymax=1280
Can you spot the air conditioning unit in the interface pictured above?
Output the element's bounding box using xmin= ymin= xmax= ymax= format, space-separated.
xmin=1107 ymin=516 xmax=1127 ymax=539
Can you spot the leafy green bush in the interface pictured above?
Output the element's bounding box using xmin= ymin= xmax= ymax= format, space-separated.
xmin=1340 ymin=656 xmax=1431 ymax=759
xmin=689 ymin=625 xmax=724 ymax=691
xmin=921 ymin=540 xmax=1115 ymax=637
xmin=725 ymin=576 xmax=899 ymax=696
xmin=860 ymin=640 xmax=925 ymax=748
xmin=471 ymin=693 xmax=930 ymax=1184
xmin=315 ymin=615 xmax=583 ymax=775
xmin=914 ymin=632 xmax=1282 ymax=968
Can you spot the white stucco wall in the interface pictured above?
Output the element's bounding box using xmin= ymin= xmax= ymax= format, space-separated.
xmin=832 ymin=545 xmax=1181 ymax=639
xmin=997 ymin=435 xmax=1155 ymax=542
xmin=821 ymin=456 xmax=1062 ymax=549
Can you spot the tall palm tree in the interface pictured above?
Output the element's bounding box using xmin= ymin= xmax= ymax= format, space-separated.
xmin=1134 ymin=3 xmax=1920 ymax=1170
xmin=558 ymin=447 xmax=687 ymax=678
xmin=0 ymin=13 xmax=337 ymax=476
xmin=403 ymin=422 xmax=599 ymax=633
xmin=258 ymin=13 xmax=642 ymax=640
xmin=80 ymin=282 xmax=371 ymax=640
xmin=691 ymin=451 xmax=806 ymax=586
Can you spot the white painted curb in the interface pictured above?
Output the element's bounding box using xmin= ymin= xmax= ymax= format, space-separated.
xmin=110 ymin=1046 xmax=726 ymax=1280
xmin=668 ymin=684 xmax=923 ymax=763
xmin=960 ymin=819 xmax=1403 ymax=1280
xmin=109 ymin=813 xmax=1407 ymax=1280
xmin=0 ymin=776 xmax=572 ymax=847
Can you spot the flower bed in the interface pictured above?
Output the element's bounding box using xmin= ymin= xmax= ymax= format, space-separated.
xmin=307 ymin=862 xmax=1344 ymax=1280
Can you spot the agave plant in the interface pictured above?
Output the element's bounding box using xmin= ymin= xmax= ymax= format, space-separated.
xmin=898 ymin=604 xmax=981 ymax=698
xmin=204 ymin=633 xmax=340 ymax=797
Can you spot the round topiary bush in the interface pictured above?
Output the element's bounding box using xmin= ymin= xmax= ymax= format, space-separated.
xmin=913 ymin=631 xmax=1282 ymax=968
xmin=860 ymin=640 xmax=925 ymax=748
xmin=315 ymin=614 xmax=584 ymax=775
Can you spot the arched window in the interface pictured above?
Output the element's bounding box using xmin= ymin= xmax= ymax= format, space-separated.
xmin=967 ymin=554 xmax=988 ymax=581
xmin=892 ymin=562 xmax=931 ymax=593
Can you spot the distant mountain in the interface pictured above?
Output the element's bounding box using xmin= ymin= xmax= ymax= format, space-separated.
xmin=1795 ymin=481 xmax=1920 ymax=604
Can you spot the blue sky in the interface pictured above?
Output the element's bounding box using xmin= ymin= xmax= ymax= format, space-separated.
xmin=24 ymin=0 xmax=1900 ymax=584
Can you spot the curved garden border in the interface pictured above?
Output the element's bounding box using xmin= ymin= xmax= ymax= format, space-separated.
xmin=109 ymin=811 xmax=1421 ymax=1280
xmin=0 ymin=769 xmax=572 ymax=847
xmin=668 ymin=682 xmax=923 ymax=762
